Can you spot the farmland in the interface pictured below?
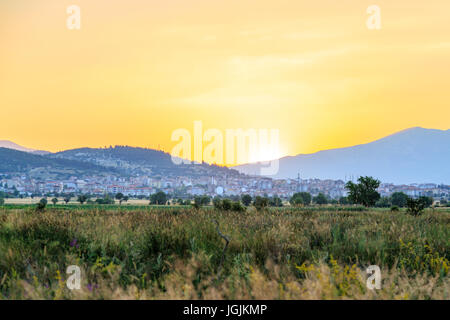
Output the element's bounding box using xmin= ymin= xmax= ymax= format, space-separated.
xmin=0 ymin=205 xmax=448 ymax=299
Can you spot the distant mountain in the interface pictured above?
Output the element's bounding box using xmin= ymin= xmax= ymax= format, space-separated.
xmin=50 ymin=146 xmax=239 ymax=178
xmin=0 ymin=147 xmax=116 ymax=179
xmin=0 ymin=140 xmax=50 ymax=155
xmin=235 ymin=127 xmax=450 ymax=184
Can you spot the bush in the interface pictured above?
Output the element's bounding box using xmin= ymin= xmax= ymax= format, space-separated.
xmin=231 ymin=201 xmax=245 ymax=212
xmin=95 ymin=195 xmax=115 ymax=205
xmin=36 ymin=198 xmax=47 ymax=211
xmin=253 ymin=196 xmax=269 ymax=210
xmin=390 ymin=205 xmax=399 ymax=212
xmin=241 ymin=194 xmax=252 ymax=206
xmin=290 ymin=192 xmax=311 ymax=206
xmin=221 ymin=199 xmax=232 ymax=211
xmin=406 ymin=198 xmax=426 ymax=216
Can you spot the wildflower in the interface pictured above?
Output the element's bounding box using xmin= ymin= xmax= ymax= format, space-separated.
xmin=70 ymin=238 xmax=79 ymax=249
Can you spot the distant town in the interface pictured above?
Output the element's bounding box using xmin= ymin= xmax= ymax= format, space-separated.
xmin=1 ymin=171 xmax=449 ymax=203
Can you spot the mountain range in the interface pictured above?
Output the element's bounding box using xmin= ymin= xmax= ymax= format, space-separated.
xmin=0 ymin=140 xmax=50 ymax=155
xmin=234 ymin=127 xmax=450 ymax=184
xmin=0 ymin=145 xmax=238 ymax=180
xmin=1 ymin=127 xmax=449 ymax=183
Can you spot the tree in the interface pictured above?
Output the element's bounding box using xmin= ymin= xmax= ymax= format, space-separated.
xmin=290 ymin=192 xmax=311 ymax=206
xmin=418 ymin=196 xmax=433 ymax=208
xmin=213 ymin=196 xmax=222 ymax=210
xmin=253 ymin=196 xmax=269 ymax=210
xmin=0 ymin=198 xmax=4 ymax=205
xmin=36 ymin=198 xmax=47 ymax=211
xmin=63 ymin=196 xmax=71 ymax=204
xmin=339 ymin=196 xmax=349 ymax=205
xmin=51 ymin=198 xmax=58 ymax=206
xmin=231 ymin=201 xmax=245 ymax=212
xmin=115 ymin=192 xmax=124 ymax=205
xmin=150 ymin=191 xmax=167 ymax=205
xmin=241 ymin=194 xmax=252 ymax=206
xmin=221 ymin=199 xmax=232 ymax=211
xmin=269 ymin=196 xmax=283 ymax=207
xmin=406 ymin=197 xmax=426 ymax=216
xmin=200 ymin=195 xmax=210 ymax=206
xmin=77 ymin=195 xmax=88 ymax=205
xmin=345 ymin=176 xmax=381 ymax=207
xmin=96 ymin=195 xmax=115 ymax=204
xmin=192 ymin=196 xmax=204 ymax=209
xmin=390 ymin=192 xmax=408 ymax=207
xmin=313 ymin=193 xmax=328 ymax=205
xmin=123 ymin=196 xmax=129 ymax=204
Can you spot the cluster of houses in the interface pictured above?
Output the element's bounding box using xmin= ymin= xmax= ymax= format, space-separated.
xmin=1 ymin=173 xmax=448 ymax=200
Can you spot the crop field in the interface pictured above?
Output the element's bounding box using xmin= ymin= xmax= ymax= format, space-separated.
xmin=0 ymin=205 xmax=448 ymax=300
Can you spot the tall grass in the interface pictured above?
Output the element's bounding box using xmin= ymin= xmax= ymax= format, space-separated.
xmin=0 ymin=206 xmax=448 ymax=299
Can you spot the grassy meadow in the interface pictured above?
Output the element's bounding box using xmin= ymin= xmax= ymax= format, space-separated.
xmin=0 ymin=205 xmax=448 ymax=300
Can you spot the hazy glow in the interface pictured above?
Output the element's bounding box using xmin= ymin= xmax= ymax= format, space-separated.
xmin=1 ymin=0 xmax=449 ymax=165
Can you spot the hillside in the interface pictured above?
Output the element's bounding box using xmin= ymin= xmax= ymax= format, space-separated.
xmin=0 ymin=147 xmax=116 ymax=179
xmin=0 ymin=140 xmax=50 ymax=155
xmin=235 ymin=127 xmax=450 ymax=184
xmin=50 ymin=146 xmax=239 ymax=178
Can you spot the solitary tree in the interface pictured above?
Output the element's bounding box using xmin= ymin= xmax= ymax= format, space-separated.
xmin=77 ymin=195 xmax=88 ymax=205
xmin=150 ymin=191 xmax=167 ymax=205
xmin=36 ymin=198 xmax=47 ymax=211
xmin=63 ymin=196 xmax=71 ymax=204
xmin=406 ymin=197 xmax=426 ymax=216
xmin=115 ymin=192 xmax=124 ymax=205
xmin=241 ymin=194 xmax=252 ymax=206
xmin=345 ymin=176 xmax=381 ymax=207
xmin=51 ymin=198 xmax=58 ymax=206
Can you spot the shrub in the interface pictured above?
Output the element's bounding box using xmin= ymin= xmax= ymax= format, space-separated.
xmin=36 ymin=198 xmax=47 ymax=211
xmin=290 ymin=192 xmax=311 ymax=206
xmin=213 ymin=196 xmax=222 ymax=210
xmin=221 ymin=199 xmax=232 ymax=211
xmin=406 ymin=198 xmax=426 ymax=216
xmin=241 ymin=194 xmax=252 ymax=206
xmin=253 ymin=196 xmax=269 ymax=210
xmin=390 ymin=205 xmax=399 ymax=212
xmin=231 ymin=201 xmax=245 ymax=212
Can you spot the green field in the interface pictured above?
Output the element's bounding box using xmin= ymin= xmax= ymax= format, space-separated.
xmin=0 ymin=205 xmax=448 ymax=299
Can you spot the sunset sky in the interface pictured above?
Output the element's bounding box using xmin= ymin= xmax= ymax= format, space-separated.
xmin=1 ymin=0 xmax=449 ymax=164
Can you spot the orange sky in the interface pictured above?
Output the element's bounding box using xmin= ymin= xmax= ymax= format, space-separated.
xmin=1 ymin=0 xmax=449 ymax=164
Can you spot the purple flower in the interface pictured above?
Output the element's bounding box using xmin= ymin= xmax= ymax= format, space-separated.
xmin=70 ymin=238 xmax=79 ymax=248
xmin=87 ymin=284 xmax=98 ymax=291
